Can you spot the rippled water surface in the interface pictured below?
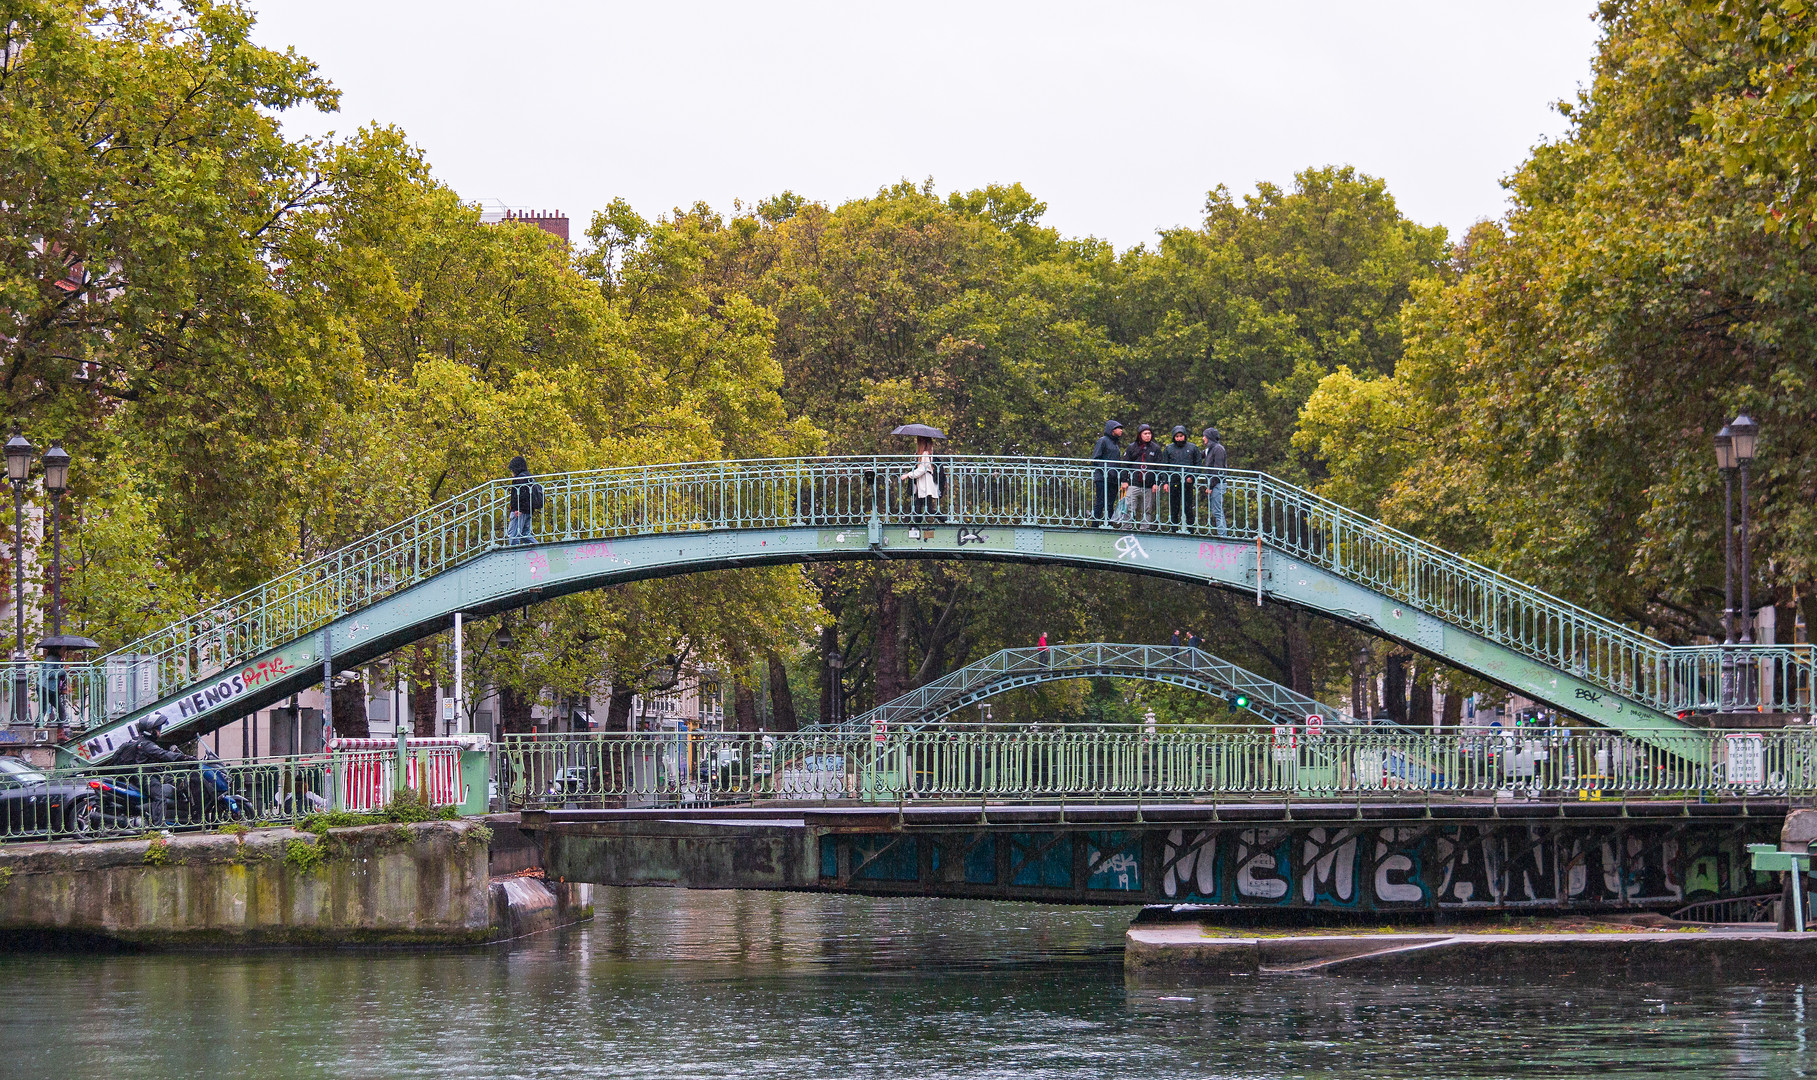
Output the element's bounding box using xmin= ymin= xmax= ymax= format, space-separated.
xmin=4 ymin=887 xmax=1817 ymax=1078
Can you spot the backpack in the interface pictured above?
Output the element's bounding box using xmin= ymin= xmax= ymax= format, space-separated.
xmin=529 ymin=482 xmax=545 ymax=512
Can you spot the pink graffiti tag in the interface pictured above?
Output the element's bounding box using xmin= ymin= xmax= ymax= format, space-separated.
xmin=570 ymin=541 xmax=619 ymax=563
xmin=241 ymin=656 xmax=295 ymax=689
xmin=527 ymin=551 xmax=551 ymax=580
xmin=1198 ymin=542 xmax=1244 ymax=569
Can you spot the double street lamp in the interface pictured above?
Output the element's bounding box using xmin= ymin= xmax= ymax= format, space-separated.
xmin=2 ymin=434 xmax=97 ymax=727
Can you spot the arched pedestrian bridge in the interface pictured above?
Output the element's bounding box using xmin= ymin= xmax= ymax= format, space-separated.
xmin=822 ymin=642 xmax=1356 ymax=734
xmin=31 ymin=456 xmax=1811 ymax=762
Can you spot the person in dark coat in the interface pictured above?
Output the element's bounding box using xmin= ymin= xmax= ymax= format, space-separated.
xmin=1202 ymin=428 xmax=1228 ymax=534
xmin=1089 ymin=421 xmax=1124 ymax=525
xmin=1123 ymin=424 xmax=1163 ymax=529
xmin=1160 ymin=424 xmax=1203 ymax=530
xmin=507 ymin=455 xmax=534 ymax=546
xmin=111 ymin=719 xmax=191 ymax=825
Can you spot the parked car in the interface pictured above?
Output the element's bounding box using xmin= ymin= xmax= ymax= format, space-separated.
xmin=547 ymin=767 xmax=591 ymax=797
xmin=0 ymin=756 xmax=98 ymax=837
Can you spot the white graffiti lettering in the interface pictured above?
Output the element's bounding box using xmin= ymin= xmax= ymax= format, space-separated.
xmin=1114 ymin=535 xmax=1150 ymax=562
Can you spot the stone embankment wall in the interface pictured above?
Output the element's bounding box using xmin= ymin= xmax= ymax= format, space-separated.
xmin=0 ymin=818 xmax=588 ymax=948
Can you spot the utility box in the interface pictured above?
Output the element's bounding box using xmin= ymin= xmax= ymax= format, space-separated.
xmin=268 ymin=707 xmax=326 ymax=757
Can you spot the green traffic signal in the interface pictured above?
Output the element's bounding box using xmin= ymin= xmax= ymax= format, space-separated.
xmin=1226 ymin=691 xmax=1251 ymax=710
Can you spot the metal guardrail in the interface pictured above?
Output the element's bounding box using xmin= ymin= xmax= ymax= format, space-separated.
xmin=1 ymin=456 xmax=1802 ymax=737
xmin=821 ymin=642 xmax=1355 ymax=734
xmin=1671 ymin=893 xmax=1781 ymax=925
xmin=0 ymin=743 xmax=490 ymax=843
xmin=498 ymin=726 xmax=1817 ymax=809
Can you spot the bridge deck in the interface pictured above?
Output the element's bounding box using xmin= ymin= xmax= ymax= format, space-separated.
xmin=524 ymin=799 xmax=1793 ymax=831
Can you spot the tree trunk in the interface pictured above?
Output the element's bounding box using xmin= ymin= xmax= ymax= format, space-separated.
xmin=876 ymin=574 xmax=902 ymax=705
xmin=1441 ymin=688 xmax=1464 ymax=733
xmin=499 ymin=684 xmax=535 ymax=735
xmin=734 ymin=679 xmax=759 ymax=732
xmin=767 ymin=651 xmax=798 ymax=732
xmin=331 ymin=676 xmax=369 ymax=739
xmin=1410 ymin=666 xmax=1435 ymax=731
xmin=411 ymin=641 xmax=437 ymax=737
xmin=1383 ymin=653 xmax=1409 ymax=725
xmin=1284 ymin=611 xmax=1313 ymax=696
xmin=819 ymin=623 xmax=838 ymax=725
xmin=606 ymin=686 xmax=636 ymax=732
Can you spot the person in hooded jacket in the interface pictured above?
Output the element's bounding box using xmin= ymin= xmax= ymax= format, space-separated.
xmin=1201 ymin=428 xmax=1228 ymax=534
xmin=1089 ymin=421 xmax=1124 ymax=524
xmin=506 ymin=456 xmax=535 ymax=546
xmin=1123 ymin=424 xmax=1164 ymax=529
xmin=1160 ymin=424 xmax=1202 ymax=529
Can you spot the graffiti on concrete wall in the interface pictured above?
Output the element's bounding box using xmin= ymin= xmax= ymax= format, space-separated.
xmin=1159 ymin=822 xmax=1773 ymax=910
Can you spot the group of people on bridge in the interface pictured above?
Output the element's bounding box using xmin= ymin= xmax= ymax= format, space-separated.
xmin=499 ymin=422 xmax=1230 ymax=542
xmin=1090 ymin=421 xmax=1227 ymax=532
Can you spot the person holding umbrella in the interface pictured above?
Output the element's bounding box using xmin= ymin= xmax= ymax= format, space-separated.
xmin=894 ymin=423 xmax=945 ymax=524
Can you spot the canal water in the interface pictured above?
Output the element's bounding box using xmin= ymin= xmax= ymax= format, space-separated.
xmin=2 ymin=888 xmax=1815 ymax=1078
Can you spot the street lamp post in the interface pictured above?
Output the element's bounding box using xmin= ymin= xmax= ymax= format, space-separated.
xmin=41 ymin=445 xmax=68 ymax=644
xmin=36 ymin=444 xmax=97 ymax=730
xmin=3 ymin=432 xmax=31 ymax=727
xmin=1714 ymin=427 xmax=1737 ymax=646
xmin=1730 ymin=415 xmax=1759 ymax=644
xmin=1730 ymin=415 xmax=1760 ymax=710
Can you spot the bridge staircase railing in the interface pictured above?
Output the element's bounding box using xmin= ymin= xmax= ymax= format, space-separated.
xmin=14 ymin=455 xmax=1806 ymax=738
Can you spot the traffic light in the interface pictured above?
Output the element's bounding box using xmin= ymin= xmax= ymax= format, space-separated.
xmin=1226 ymin=690 xmax=1251 ymax=711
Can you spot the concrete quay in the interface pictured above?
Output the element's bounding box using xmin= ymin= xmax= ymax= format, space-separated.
xmin=1125 ymin=923 xmax=1817 ymax=977
xmin=0 ymin=815 xmax=589 ymax=949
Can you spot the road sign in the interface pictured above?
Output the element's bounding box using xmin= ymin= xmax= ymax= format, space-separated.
xmin=1726 ymin=733 xmax=1766 ymax=786
xmin=1305 ymin=713 xmax=1325 ymax=738
xmin=871 ymin=717 xmax=887 ymax=745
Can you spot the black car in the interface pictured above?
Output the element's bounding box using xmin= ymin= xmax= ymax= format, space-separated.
xmin=0 ymin=755 xmax=97 ymax=837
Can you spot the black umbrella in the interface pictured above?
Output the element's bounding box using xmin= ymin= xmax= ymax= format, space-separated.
xmin=891 ymin=423 xmax=946 ymax=440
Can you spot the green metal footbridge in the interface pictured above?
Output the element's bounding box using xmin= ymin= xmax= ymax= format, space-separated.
xmin=21 ymin=455 xmax=1807 ymax=763
xmin=821 ymin=642 xmax=1356 ymax=734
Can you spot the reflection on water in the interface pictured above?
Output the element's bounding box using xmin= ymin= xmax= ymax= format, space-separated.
xmin=1 ymin=888 xmax=1815 ymax=1079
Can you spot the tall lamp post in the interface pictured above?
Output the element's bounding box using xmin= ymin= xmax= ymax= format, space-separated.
xmin=36 ymin=444 xmax=98 ymax=729
xmin=1730 ymin=415 xmax=1760 ymax=644
xmin=1714 ymin=426 xmax=1737 ymax=645
xmin=4 ymin=432 xmax=31 ymax=727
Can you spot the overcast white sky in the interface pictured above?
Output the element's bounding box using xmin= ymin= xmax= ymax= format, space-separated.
xmin=247 ymin=1 xmax=1601 ymax=251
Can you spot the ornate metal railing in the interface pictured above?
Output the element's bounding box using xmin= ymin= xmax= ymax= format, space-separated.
xmin=818 ymin=642 xmax=1355 ymax=733
xmin=0 ymin=740 xmax=488 ymax=844
xmin=499 ymin=726 xmax=1817 ymax=808
xmin=2 ymin=455 xmax=1801 ymax=735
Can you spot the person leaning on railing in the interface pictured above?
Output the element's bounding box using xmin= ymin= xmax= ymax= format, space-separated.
xmin=506 ymin=456 xmax=543 ymax=546
xmin=1201 ymin=428 xmax=1227 ymax=535
xmin=1123 ymin=424 xmax=1163 ymax=531
xmin=1089 ymin=420 xmax=1124 ymax=526
xmin=1160 ymin=425 xmax=1201 ymax=530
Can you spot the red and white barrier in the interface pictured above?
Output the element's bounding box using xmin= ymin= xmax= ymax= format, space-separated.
xmin=328 ymin=738 xmax=466 ymax=810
